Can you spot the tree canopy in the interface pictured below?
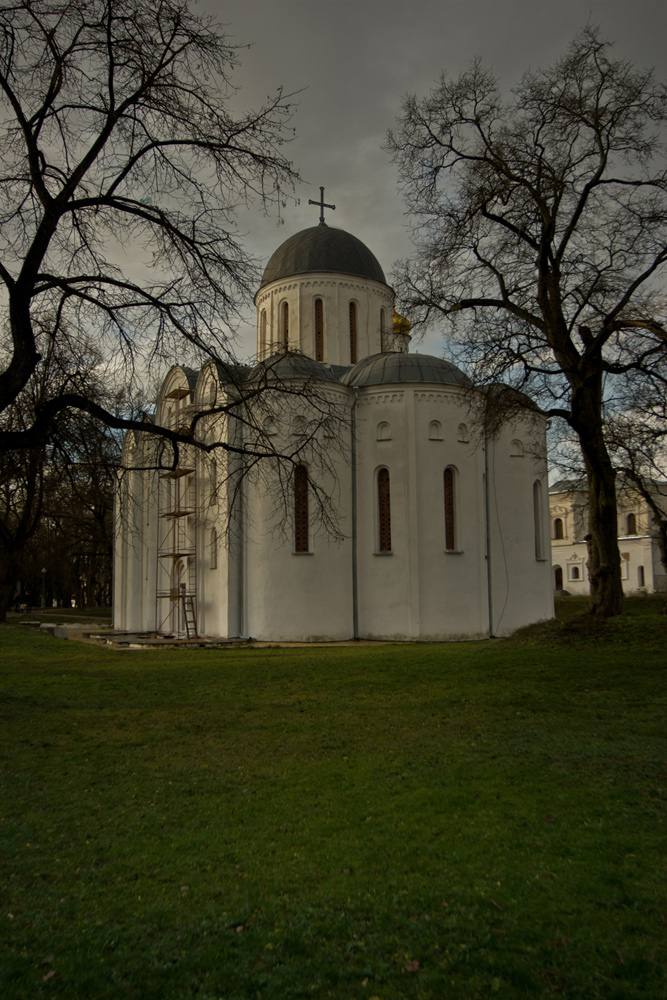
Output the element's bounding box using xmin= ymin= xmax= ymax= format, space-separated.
xmin=387 ymin=27 xmax=667 ymax=615
xmin=0 ymin=0 xmax=299 ymax=451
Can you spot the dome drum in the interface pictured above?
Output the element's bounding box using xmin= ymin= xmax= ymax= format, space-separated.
xmin=256 ymin=270 xmax=396 ymax=366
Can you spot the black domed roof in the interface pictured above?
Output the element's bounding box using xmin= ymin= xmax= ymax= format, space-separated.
xmin=341 ymin=352 xmax=470 ymax=388
xmin=259 ymin=225 xmax=386 ymax=288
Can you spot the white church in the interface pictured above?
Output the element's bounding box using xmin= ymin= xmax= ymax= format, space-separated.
xmin=114 ymin=215 xmax=554 ymax=641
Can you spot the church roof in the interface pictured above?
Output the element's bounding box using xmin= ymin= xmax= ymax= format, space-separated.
xmin=259 ymin=225 xmax=387 ymax=289
xmin=254 ymin=353 xmax=349 ymax=383
xmin=341 ymin=352 xmax=470 ymax=388
xmin=181 ymin=367 xmax=199 ymax=389
xmin=214 ymin=360 xmax=252 ymax=384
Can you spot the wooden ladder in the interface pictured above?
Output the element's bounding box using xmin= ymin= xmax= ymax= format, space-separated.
xmin=180 ymin=587 xmax=197 ymax=639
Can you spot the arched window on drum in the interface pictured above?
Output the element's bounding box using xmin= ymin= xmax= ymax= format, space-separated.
xmin=314 ymin=298 xmax=324 ymax=362
xmin=260 ymin=309 xmax=267 ymax=350
xmin=349 ymin=301 xmax=358 ymax=364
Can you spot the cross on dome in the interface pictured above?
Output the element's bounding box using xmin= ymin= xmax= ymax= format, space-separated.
xmin=308 ymin=186 xmax=335 ymax=225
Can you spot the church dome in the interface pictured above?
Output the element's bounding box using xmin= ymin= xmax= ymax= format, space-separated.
xmin=259 ymin=225 xmax=387 ymax=288
xmin=341 ymin=352 xmax=470 ymax=388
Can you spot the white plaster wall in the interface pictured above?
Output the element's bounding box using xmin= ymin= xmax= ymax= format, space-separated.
xmin=198 ymin=529 xmax=241 ymax=638
xmin=355 ymin=389 xmax=413 ymax=638
xmin=244 ymin=526 xmax=354 ymax=641
xmin=618 ymin=536 xmax=656 ymax=593
xmin=412 ymin=390 xmax=489 ymax=639
xmin=486 ymin=420 xmax=554 ymax=634
xmin=196 ymin=460 xmax=245 ymax=638
xmin=193 ymin=381 xmax=245 ymax=638
xmin=139 ymin=457 xmax=158 ymax=632
xmin=355 ymin=386 xmax=492 ymax=640
xmin=243 ymin=472 xmax=354 ymax=641
xmin=241 ymin=383 xmax=355 ymax=641
xmin=652 ymin=545 xmax=666 ymax=592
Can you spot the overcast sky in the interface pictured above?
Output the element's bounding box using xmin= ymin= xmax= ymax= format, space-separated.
xmin=199 ymin=0 xmax=666 ymax=356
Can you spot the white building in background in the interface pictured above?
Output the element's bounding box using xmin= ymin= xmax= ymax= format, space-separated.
xmin=550 ymin=480 xmax=667 ymax=595
xmin=114 ymin=220 xmax=554 ymax=641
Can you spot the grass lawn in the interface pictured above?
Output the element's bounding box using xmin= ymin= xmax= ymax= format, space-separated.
xmin=1 ymin=601 xmax=665 ymax=999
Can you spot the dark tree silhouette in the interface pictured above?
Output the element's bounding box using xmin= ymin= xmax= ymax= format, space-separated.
xmin=0 ymin=0 xmax=299 ymax=451
xmin=387 ymin=28 xmax=667 ymax=616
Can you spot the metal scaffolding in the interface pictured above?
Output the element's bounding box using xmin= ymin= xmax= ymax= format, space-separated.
xmin=155 ymin=388 xmax=198 ymax=637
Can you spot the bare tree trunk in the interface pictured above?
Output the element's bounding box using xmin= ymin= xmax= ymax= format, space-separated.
xmin=584 ymin=457 xmax=624 ymax=616
xmin=0 ymin=554 xmax=21 ymax=622
xmin=572 ymin=373 xmax=624 ymax=617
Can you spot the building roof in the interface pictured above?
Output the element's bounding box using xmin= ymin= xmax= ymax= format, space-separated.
xmin=341 ymin=352 xmax=470 ymax=388
xmin=254 ymin=353 xmax=349 ymax=383
xmin=259 ymin=225 xmax=387 ymax=289
xmin=549 ymin=478 xmax=587 ymax=494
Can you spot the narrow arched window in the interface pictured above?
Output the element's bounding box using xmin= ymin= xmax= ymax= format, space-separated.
xmin=533 ymin=480 xmax=544 ymax=559
xmin=378 ymin=468 xmax=391 ymax=552
xmin=314 ymin=298 xmax=324 ymax=362
xmin=380 ymin=308 xmax=386 ymax=352
xmin=571 ymin=566 xmax=580 ymax=580
xmin=444 ymin=467 xmax=456 ymax=551
xmin=208 ymin=459 xmax=217 ymax=507
xmin=187 ymin=475 xmax=196 ymax=513
xmin=349 ymin=301 xmax=357 ymax=364
xmin=210 ymin=528 xmax=217 ymax=570
xmin=294 ymin=465 xmax=309 ymax=553
xmin=638 ymin=565 xmax=645 ymax=587
xmin=282 ymin=302 xmax=289 ymax=350
xmin=627 ymin=512 xmax=637 ymax=535
xmin=554 ymin=565 xmax=563 ymax=590
xmin=260 ymin=309 xmax=267 ymax=347
xmin=554 ymin=517 xmax=564 ymax=539
xmin=429 ymin=420 xmax=443 ymax=440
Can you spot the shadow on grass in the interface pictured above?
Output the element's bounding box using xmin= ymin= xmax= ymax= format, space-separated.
xmin=505 ymin=594 xmax=667 ymax=649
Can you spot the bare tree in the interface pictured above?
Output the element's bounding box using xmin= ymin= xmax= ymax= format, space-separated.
xmin=386 ymin=28 xmax=667 ymax=616
xmin=0 ymin=0 xmax=299 ymax=451
xmin=0 ymin=330 xmax=119 ymax=620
